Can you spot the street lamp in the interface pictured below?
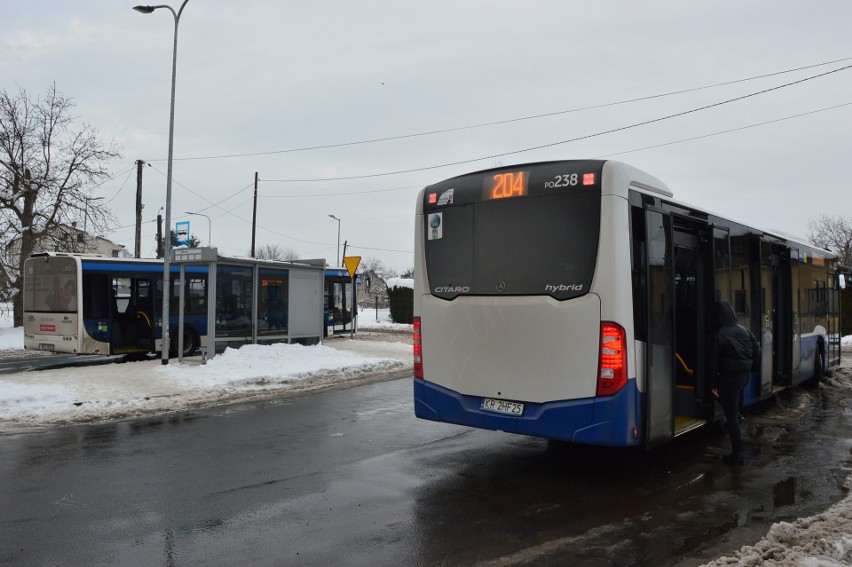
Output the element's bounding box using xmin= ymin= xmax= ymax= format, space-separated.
xmin=328 ymin=214 xmax=341 ymax=266
xmin=134 ymin=0 xmax=189 ymax=365
xmin=185 ymin=211 xmax=211 ymax=245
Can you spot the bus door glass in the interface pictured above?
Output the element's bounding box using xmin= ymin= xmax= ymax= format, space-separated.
xmin=645 ymin=209 xmax=674 ymax=446
xmin=771 ymin=244 xmax=796 ymax=389
xmin=758 ymin=240 xmax=777 ymax=398
xmin=133 ymin=278 xmax=155 ymax=351
xmin=82 ymin=272 xmax=110 ymax=345
xmin=671 ymin=222 xmax=708 ymax=416
xmin=828 ymin=272 xmax=841 ymax=366
xmin=787 ymin=248 xmax=810 ymax=386
xmin=111 ymin=277 xmax=135 ymax=351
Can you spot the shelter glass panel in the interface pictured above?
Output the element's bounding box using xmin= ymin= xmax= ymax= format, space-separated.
xmin=258 ymin=268 xmax=289 ymax=336
xmin=216 ymin=264 xmax=254 ymax=338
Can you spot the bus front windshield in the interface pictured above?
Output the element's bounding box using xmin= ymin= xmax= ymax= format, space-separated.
xmin=25 ymin=257 xmax=79 ymax=313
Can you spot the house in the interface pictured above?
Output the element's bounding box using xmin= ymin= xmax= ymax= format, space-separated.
xmin=357 ymin=269 xmax=389 ymax=309
xmin=6 ymin=222 xmax=128 ymax=268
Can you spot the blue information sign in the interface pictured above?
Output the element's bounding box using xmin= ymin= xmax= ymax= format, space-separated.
xmin=175 ymin=221 xmax=190 ymax=246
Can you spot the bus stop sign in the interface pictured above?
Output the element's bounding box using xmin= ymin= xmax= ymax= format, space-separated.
xmin=175 ymin=221 xmax=190 ymax=246
xmin=343 ymin=256 xmax=361 ymax=279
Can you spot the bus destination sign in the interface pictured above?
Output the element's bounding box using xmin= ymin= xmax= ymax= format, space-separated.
xmin=425 ymin=160 xmax=604 ymax=208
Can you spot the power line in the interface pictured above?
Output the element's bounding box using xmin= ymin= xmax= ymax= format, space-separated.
xmin=349 ymin=244 xmax=413 ymax=254
xmin=260 ymin=63 xmax=852 ymax=183
xmin=145 ymin=164 xmax=255 ymax=212
xmin=143 ymin=165 xmax=333 ymax=247
xmin=103 ymin=166 xmax=136 ymax=205
xmin=143 ymin=57 xmax=852 ymax=163
xmin=595 ymin=100 xmax=852 ymax=159
xmin=260 ymin=184 xmax=421 ymax=198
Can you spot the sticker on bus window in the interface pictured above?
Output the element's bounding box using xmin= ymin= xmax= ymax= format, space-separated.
xmin=428 ymin=213 xmax=443 ymax=240
xmin=437 ymin=189 xmax=454 ymax=206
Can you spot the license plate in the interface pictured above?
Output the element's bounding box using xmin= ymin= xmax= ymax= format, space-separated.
xmin=481 ymin=398 xmax=524 ymax=416
xmin=39 ymin=343 xmax=55 ymax=351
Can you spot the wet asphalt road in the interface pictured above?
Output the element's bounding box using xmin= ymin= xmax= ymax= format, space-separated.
xmin=1 ymin=370 xmax=851 ymax=566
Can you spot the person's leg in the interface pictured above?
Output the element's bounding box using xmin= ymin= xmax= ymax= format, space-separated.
xmin=718 ymin=375 xmax=743 ymax=462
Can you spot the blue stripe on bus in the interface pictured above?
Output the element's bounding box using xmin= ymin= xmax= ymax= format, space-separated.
xmin=413 ymin=378 xmax=643 ymax=447
xmin=740 ymin=334 xmax=824 ymax=406
xmin=81 ymin=261 xmax=207 ymax=273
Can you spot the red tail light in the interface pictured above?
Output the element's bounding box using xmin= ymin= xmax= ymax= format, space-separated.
xmin=597 ymin=322 xmax=627 ymax=396
xmin=413 ymin=316 xmax=423 ymax=378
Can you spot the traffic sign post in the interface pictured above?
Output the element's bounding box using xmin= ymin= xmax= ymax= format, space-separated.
xmin=343 ymin=256 xmax=361 ymax=338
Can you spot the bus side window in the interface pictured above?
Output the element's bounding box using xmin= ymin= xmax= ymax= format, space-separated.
xmin=82 ymin=274 xmax=109 ymax=319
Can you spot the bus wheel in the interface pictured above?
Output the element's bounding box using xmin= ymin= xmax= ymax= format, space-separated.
xmin=181 ymin=329 xmax=198 ymax=357
xmin=169 ymin=329 xmax=198 ymax=357
xmin=804 ymin=352 xmax=824 ymax=389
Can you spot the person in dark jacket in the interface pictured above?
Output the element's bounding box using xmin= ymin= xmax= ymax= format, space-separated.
xmin=708 ymin=300 xmax=760 ymax=465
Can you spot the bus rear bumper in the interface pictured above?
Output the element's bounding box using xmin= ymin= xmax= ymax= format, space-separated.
xmin=413 ymin=378 xmax=642 ymax=447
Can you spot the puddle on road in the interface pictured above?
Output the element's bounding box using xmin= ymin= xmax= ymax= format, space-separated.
xmin=772 ymin=476 xmax=796 ymax=508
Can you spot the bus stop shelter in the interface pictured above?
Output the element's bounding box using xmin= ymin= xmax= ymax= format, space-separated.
xmin=172 ymin=247 xmax=326 ymax=362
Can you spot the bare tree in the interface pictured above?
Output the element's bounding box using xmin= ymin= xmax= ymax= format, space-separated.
xmin=360 ymin=256 xmax=392 ymax=280
xmin=254 ymin=243 xmax=299 ymax=261
xmin=0 ymin=85 xmax=120 ymax=325
xmin=807 ymin=214 xmax=852 ymax=267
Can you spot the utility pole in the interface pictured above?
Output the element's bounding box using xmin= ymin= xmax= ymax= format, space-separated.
xmin=251 ymin=171 xmax=258 ymax=257
xmin=156 ymin=209 xmax=164 ymax=259
xmin=135 ymin=160 xmax=144 ymax=258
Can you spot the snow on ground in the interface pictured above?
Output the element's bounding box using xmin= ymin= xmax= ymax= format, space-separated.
xmin=0 ymin=305 xmax=22 ymax=351
xmin=699 ymin=363 xmax=852 ymax=567
xmin=357 ymin=307 xmax=413 ymax=332
xmin=2 ymin=304 xmax=852 ymax=565
xmin=0 ymin=306 xmax=411 ymax=432
xmin=700 ymin=477 xmax=852 ymax=567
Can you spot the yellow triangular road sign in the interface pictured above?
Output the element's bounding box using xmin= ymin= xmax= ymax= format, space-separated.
xmin=343 ymin=256 xmax=361 ymax=279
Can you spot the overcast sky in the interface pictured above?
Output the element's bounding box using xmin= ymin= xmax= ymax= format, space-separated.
xmin=3 ymin=1 xmax=852 ymax=272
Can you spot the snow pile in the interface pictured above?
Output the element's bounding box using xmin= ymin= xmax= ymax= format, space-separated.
xmin=0 ymin=337 xmax=411 ymax=432
xmin=358 ymin=308 xmax=413 ymax=332
xmin=386 ymin=277 xmax=413 ymax=290
xmin=0 ymin=380 xmax=77 ymax=420
xmin=701 ymin=475 xmax=852 ymax=566
xmin=0 ymin=304 xmax=22 ymax=351
xmin=160 ymin=342 xmax=403 ymax=388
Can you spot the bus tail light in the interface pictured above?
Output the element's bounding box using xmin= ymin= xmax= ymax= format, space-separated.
xmin=413 ymin=316 xmax=423 ymax=378
xmin=597 ymin=322 xmax=626 ymax=397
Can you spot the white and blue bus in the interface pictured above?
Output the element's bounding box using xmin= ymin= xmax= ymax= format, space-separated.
xmin=413 ymin=160 xmax=842 ymax=448
xmin=24 ymin=253 xmax=338 ymax=356
xmin=23 ymin=253 xmax=208 ymax=357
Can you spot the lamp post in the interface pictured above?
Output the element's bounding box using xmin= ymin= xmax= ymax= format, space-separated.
xmin=328 ymin=214 xmax=341 ymax=266
xmin=134 ymin=0 xmax=189 ymax=365
xmin=185 ymin=211 xmax=211 ymax=245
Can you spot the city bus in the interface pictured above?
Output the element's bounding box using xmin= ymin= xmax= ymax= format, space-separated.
xmin=23 ymin=253 xmax=207 ymax=357
xmin=413 ymin=160 xmax=842 ymax=448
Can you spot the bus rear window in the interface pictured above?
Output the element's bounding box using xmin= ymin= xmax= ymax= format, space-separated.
xmin=24 ymin=257 xmax=79 ymax=313
xmin=425 ymin=191 xmax=600 ymax=300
